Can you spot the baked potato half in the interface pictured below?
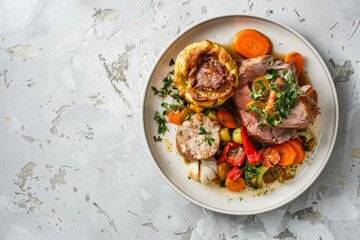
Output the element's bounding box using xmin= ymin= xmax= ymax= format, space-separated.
xmin=174 ymin=40 xmax=238 ymax=108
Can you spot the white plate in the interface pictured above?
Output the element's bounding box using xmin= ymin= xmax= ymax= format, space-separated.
xmin=141 ymin=15 xmax=338 ymax=215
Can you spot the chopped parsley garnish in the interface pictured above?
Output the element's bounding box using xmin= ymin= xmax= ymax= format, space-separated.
xmin=250 ymin=88 xmax=264 ymax=100
xmin=161 ymin=102 xmax=180 ymax=115
xmin=247 ymin=69 xmax=301 ymax=127
xmin=169 ymin=58 xmax=175 ymax=66
xmin=198 ymin=127 xmax=214 ymax=146
xmin=198 ymin=127 xmax=212 ymax=135
xmin=204 ymin=137 xmax=215 ymax=146
xmin=184 ymin=113 xmax=194 ymax=121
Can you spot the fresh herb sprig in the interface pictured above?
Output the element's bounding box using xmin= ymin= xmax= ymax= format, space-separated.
xmin=151 ymin=60 xmax=185 ymax=106
xmin=198 ymin=127 xmax=212 ymax=135
xmin=272 ymin=70 xmax=302 ymax=120
xmin=152 ymin=59 xmax=186 ymax=141
xmin=154 ymin=111 xmax=168 ymax=135
xmin=204 ymin=137 xmax=215 ymax=146
xmin=198 ymin=127 xmax=214 ymax=146
xmin=247 ymin=69 xmax=301 ymax=127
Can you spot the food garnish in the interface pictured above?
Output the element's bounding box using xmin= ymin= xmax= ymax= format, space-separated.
xmin=247 ymin=69 xmax=302 ymax=127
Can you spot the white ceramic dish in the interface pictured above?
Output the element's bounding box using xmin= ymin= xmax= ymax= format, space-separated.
xmin=141 ymin=15 xmax=338 ymax=215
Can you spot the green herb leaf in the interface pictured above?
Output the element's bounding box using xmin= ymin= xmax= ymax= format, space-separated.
xmin=184 ymin=113 xmax=194 ymax=121
xmin=250 ymin=89 xmax=263 ymax=100
xmin=198 ymin=127 xmax=212 ymax=135
xmin=204 ymin=137 xmax=215 ymax=146
xmin=246 ymin=68 xmax=301 ymax=127
xmin=154 ymin=111 xmax=168 ymax=135
xmin=153 ymin=136 xmax=162 ymax=142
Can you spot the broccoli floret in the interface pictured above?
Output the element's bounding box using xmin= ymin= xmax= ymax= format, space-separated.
xmin=244 ymin=163 xmax=270 ymax=189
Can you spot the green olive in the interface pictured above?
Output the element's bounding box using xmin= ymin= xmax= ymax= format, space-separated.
xmin=232 ymin=127 xmax=242 ymax=144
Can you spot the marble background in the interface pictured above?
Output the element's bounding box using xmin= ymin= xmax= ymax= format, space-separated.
xmin=0 ymin=0 xmax=359 ymax=239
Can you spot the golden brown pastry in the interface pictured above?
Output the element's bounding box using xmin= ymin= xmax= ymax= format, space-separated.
xmin=174 ymin=40 xmax=238 ymax=108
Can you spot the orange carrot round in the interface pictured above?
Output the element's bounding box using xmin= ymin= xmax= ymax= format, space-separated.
xmin=225 ymin=177 xmax=246 ymax=192
xmin=288 ymin=139 xmax=306 ymax=164
xmin=166 ymin=110 xmax=182 ymax=125
xmin=166 ymin=108 xmax=194 ymax=125
xmin=272 ymin=142 xmax=298 ymax=166
xmin=216 ymin=109 xmax=238 ymax=128
xmin=232 ymin=29 xmax=272 ymax=58
xmin=285 ymin=51 xmax=304 ymax=75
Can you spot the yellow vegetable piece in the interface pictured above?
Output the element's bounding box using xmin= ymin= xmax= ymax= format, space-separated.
xmin=189 ymin=104 xmax=203 ymax=113
xmin=232 ymin=127 xmax=243 ymax=144
xmin=219 ymin=128 xmax=232 ymax=142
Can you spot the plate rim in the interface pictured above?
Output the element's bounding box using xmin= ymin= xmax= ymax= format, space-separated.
xmin=140 ymin=14 xmax=339 ymax=215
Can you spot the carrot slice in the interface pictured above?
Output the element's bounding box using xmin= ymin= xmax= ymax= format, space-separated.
xmin=272 ymin=142 xmax=297 ymax=166
xmin=288 ymin=139 xmax=306 ymax=164
xmin=166 ymin=110 xmax=182 ymax=125
xmin=225 ymin=177 xmax=246 ymax=192
xmin=216 ymin=109 xmax=238 ymax=128
xmin=285 ymin=51 xmax=303 ymax=76
xmin=166 ymin=108 xmax=194 ymax=125
xmin=232 ymin=29 xmax=272 ymax=58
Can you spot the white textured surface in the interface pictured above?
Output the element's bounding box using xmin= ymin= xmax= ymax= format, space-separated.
xmin=0 ymin=0 xmax=359 ymax=239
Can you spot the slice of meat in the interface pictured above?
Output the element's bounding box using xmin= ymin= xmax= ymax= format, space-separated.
xmin=232 ymin=85 xmax=297 ymax=145
xmin=238 ymin=109 xmax=297 ymax=145
xmin=276 ymin=85 xmax=320 ymax=129
xmin=233 ymin=55 xmax=319 ymax=144
xmin=176 ymin=113 xmax=221 ymax=160
xmin=232 ymin=84 xmax=253 ymax=110
xmin=190 ymin=55 xmax=227 ymax=90
xmin=237 ymin=55 xmax=268 ymax=88
xmin=237 ymin=55 xmax=298 ymax=88
xmin=301 ymin=85 xmax=318 ymax=103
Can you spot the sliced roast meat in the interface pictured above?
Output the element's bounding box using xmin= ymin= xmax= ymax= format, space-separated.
xmin=232 ymin=55 xmax=319 ymax=144
xmin=232 ymin=84 xmax=253 ymax=110
xmin=237 ymin=55 xmax=268 ymax=88
xmin=232 ymin=85 xmax=297 ymax=144
xmin=237 ymin=55 xmax=298 ymax=88
xmin=189 ymin=54 xmax=233 ymax=91
xmin=233 ymin=86 xmax=319 ymax=143
xmin=300 ymin=85 xmax=318 ymax=104
xmin=276 ymin=85 xmax=320 ymax=129
xmin=238 ymin=109 xmax=297 ymax=145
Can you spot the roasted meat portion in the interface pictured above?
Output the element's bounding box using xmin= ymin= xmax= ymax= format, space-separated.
xmin=232 ymin=55 xmax=320 ymax=145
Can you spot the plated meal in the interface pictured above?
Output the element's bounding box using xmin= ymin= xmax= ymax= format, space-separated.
xmin=151 ymin=29 xmax=320 ymax=193
xmin=142 ymin=15 xmax=337 ymax=214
